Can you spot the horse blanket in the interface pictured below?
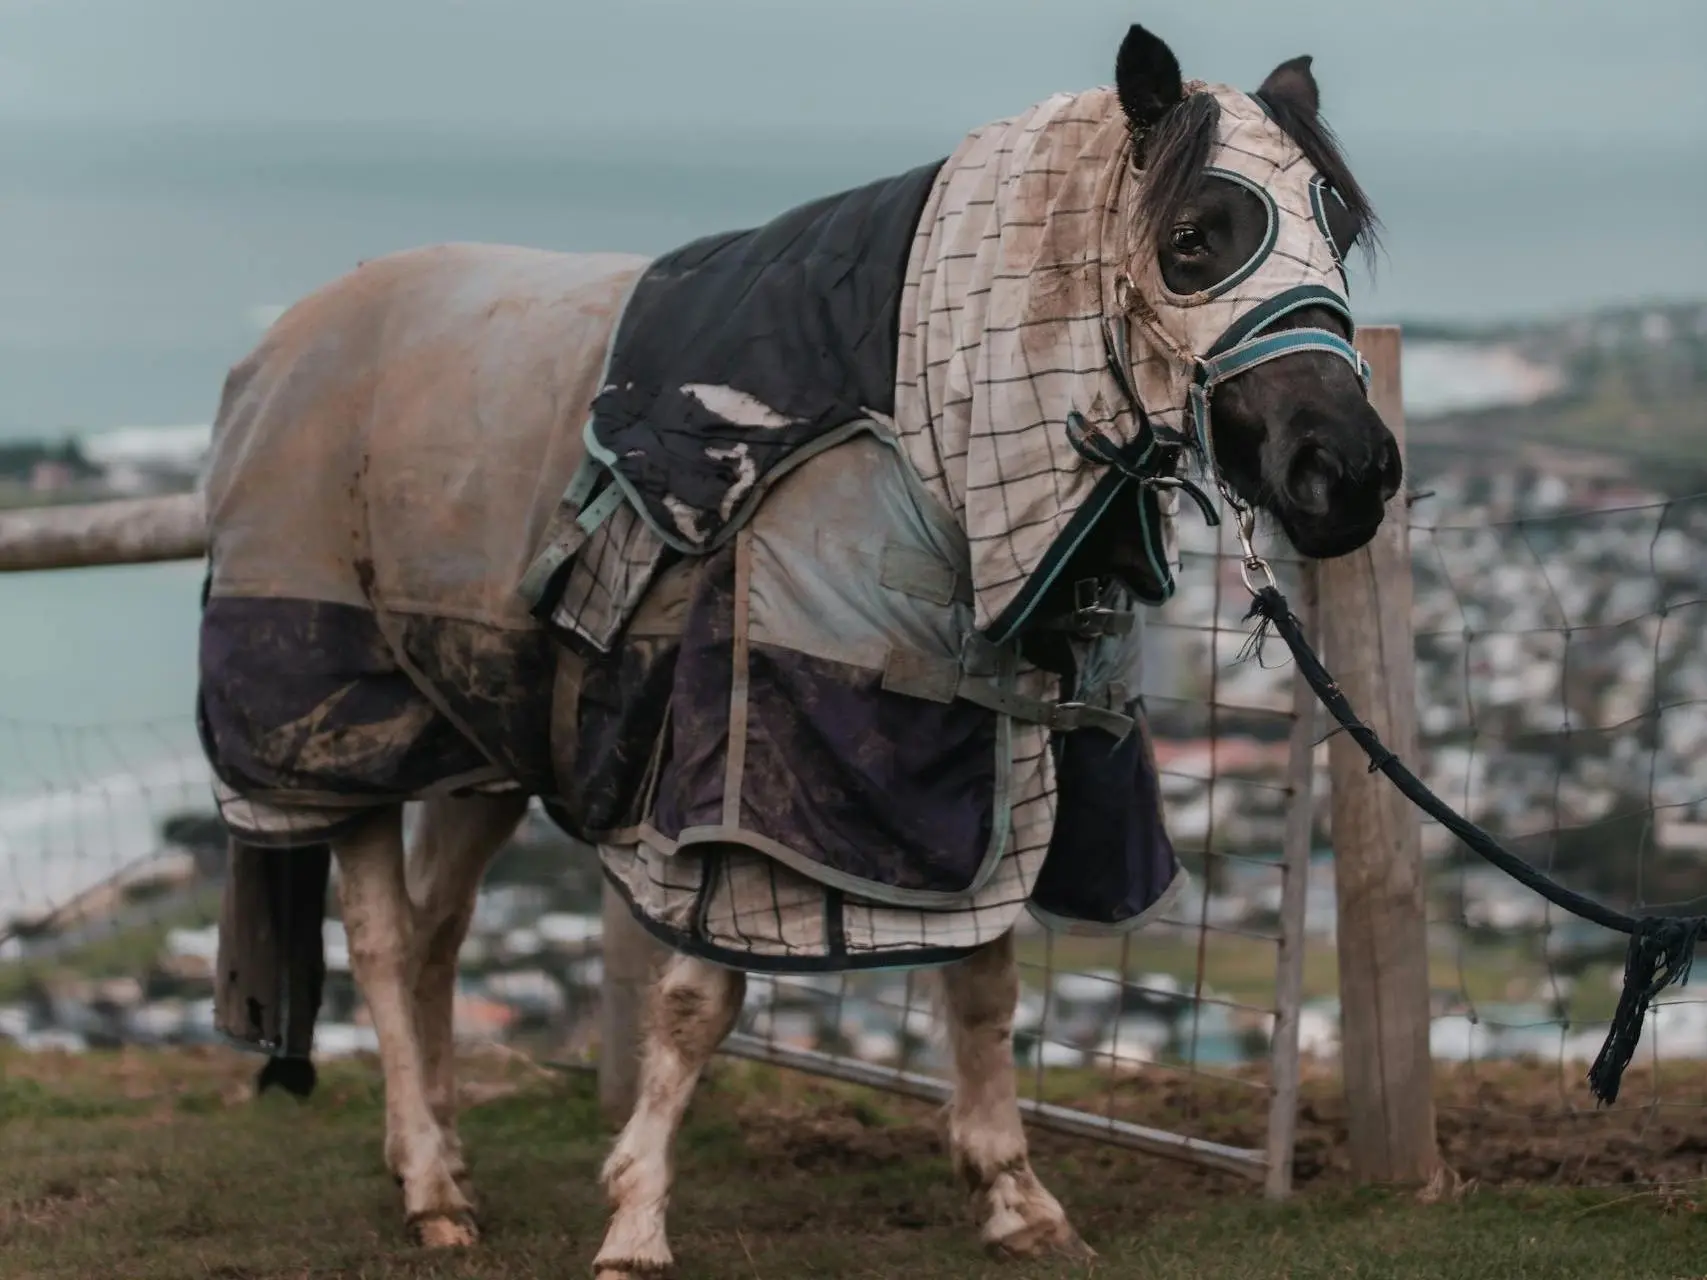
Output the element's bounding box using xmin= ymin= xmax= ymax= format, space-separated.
xmin=192 ymin=78 xmax=1398 ymax=1046
xmin=197 ymin=241 xmax=1182 ymax=986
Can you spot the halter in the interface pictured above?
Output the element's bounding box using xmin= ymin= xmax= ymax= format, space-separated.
xmin=1101 ymin=81 xmax=1379 ymax=558
xmin=1110 ymin=168 xmax=1374 ymax=587
xmin=1183 ymin=284 xmax=1371 ymax=463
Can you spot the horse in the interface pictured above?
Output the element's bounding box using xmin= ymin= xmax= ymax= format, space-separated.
xmin=194 ymin=22 xmax=1397 ymax=1273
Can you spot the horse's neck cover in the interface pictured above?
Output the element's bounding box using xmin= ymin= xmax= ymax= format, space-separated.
xmin=892 ymin=83 xmax=1352 ymax=637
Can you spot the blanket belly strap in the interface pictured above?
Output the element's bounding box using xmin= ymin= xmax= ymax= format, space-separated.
xmin=879 ymin=648 xmax=1134 ymax=740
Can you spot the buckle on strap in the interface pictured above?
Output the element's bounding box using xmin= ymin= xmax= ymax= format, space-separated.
xmin=1032 ymin=578 xmax=1136 ymax=638
xmin=1046 ymin=701 xmax=1136 ymax=737
xmin=880 ymin=648 xmax=1135 ymax=740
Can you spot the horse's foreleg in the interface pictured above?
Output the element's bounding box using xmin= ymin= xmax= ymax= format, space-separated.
xmin=333 ymin=805 xmax=476 ymax=1248
xmin=405 ymin=791 xmax=529 ymax=1182
xmin=940 ymin=932 xmax=1091 ymax=1260
xmin=593 ymin=952 xmax=744 ymax=1280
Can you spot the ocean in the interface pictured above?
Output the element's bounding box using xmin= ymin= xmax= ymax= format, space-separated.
xmin=0 ymin=117 xmax=1701 ymax=907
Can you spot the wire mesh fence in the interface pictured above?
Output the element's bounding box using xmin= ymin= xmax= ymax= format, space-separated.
xmin=721 ymin=496 xmax=1317 ymax=1189
xmin=1411 ymin=471 xmax=1707 ymax=1188
xmin=0 ymin=716 xmax=222 ymax=1050
xmin=4 ymin=469 xmax=1707 ymax=1194
xmin=0 ymin=494 xmax=1319 ymax=1188
xmin=0 ymin=726 xmax=611 ymax=1059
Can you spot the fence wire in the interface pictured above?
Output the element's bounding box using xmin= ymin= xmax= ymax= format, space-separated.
xmin=1412 ymin=474 xmax=1707 ymax=1189
xmin=0 ymin=496 xmax=1314 ymax=1185
xmin=724 ymin=499 xmax=1313 ymax=1185
xmin=6 ymin=472 xmax=1706 ymax=1192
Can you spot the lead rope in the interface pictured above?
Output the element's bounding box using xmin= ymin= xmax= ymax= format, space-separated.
xmin=1228 ymin=514 xmax=1704 ymax=1105
xmin=1105 ymin=259 xmax=1694 ymax=1102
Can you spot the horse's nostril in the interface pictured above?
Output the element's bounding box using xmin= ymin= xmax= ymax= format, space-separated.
xmin=1377 ymin=437 xmax=1403 ymax=501
xmin=1286 ymin=444 xmax=1340 ymax=517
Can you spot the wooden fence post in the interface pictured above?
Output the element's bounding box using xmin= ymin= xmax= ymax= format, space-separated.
xmin=1265 ymin=562 xmax=1318 ymax=1201
xmin=598 ymin=881 xmax=662 ymax=1125
xmin=1318 ymin=325 xmax=1440 ymax=1183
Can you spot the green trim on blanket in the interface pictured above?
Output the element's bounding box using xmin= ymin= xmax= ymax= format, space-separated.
xmin=984 ymin=460 xmax=1173 ymax=647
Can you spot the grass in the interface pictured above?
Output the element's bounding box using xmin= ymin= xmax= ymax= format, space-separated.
xmin=4 ymin=1048 xmax=1707 ymax=1279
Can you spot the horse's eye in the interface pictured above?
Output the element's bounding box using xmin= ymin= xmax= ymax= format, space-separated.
xmin=1170 ymin=225 xmax=1206 ymax=255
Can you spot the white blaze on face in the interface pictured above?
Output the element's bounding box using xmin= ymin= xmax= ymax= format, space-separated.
xmin=680 ymin=383 xmax=797 ymax=430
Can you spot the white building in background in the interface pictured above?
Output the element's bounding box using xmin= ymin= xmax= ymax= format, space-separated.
xmin=77 ymin=424 xmax=212 ymax=494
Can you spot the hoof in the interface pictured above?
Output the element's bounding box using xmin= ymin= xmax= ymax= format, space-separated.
xmin=410 ymin=1210 xmax=479 ymax=1249
xmin=255 ymin=1056 xmax=317 ymax=1099
xmin=988 ymin=1218 xmax=1095 ymax=1263
xmin=592 ymin=1249 xmax=674 ymax=1279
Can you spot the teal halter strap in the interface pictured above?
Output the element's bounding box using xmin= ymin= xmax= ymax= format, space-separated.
xmin=1185 ymin=284 xmax=1370 ymax=462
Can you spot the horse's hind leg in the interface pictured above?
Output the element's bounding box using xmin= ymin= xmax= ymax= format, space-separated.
xmin=940 ymin=933 xmax=1092 ymax=1261
xmin=594 ymin=951 xmax=744 ymax=1280
xmin=333 ymin=805 xmax=476 ymax=1248
xmin=405 ymin=791 xmax=529 ymax=1182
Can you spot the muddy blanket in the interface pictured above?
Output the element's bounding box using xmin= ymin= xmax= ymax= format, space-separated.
xmin=197 ymin=246 xmax=646 ymax=843
xmin=585 ymin=428 xmax=1184 ymax=970
xmin=536 ymin=162 xmax=943 ymax=656
xmin=198 ymin=221 xmax=1180 ymax=1031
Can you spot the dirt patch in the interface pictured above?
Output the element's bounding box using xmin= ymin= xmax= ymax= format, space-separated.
xmin=734 ymin=1095 xmax=943 ymax=1173
xmin=1429 ymin=1064 xmax=1707 ymax=1189
xmin=1069 ymin=1060 xmax=1707 ymax=1193
xmin=701 ymin=1056 xmax=1707 ymax=1201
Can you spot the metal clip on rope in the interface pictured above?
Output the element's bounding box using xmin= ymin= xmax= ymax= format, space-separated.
xmin=1231 ymin=503 xmax=1278 ymax=595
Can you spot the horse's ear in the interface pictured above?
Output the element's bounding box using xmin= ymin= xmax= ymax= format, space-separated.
xmin=1115 ymin=24 xmax=1184 ymax=136
xmin=1257 ymin=55 xmax=1320 ymax=116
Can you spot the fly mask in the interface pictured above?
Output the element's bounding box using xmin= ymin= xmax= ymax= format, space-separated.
xmin=1115 ymin=81 xmax=1373 ymax=516
xmin=891 ymin=80 xmax=1375 ymax=644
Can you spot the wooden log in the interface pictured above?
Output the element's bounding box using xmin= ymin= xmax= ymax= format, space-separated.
xmin=598 ymin=881 xmax=663 ymax=1125
xmin=1318 ymin=325 xmax=1440 ymax=1183
xmin=0 ymin=492 xmax=206 ymax=572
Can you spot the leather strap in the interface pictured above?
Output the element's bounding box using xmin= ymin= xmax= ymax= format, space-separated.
xmin=881 ymin=648 xmax=1134 ymax=739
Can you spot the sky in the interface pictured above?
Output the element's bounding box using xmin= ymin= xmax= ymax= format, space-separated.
xmin=2 ymin=0 xmax=1703 ymax=152
xmin=0 ymin=0 xmax=1701 ymax=332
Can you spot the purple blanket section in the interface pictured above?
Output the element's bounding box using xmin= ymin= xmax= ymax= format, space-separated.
xmin=198 ymin=574 xmax=1176 ymax=931
xmin=196 ymin=597 xmax=493 ymax=801
xmin=1032 ymin=709 xmax=1179 ymax=926
xmin=645 ymin=544 xmax=1001 ymax=896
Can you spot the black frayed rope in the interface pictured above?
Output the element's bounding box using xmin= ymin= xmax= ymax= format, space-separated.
xmin=1244 ymin=583 xmax=1706 ymax=1106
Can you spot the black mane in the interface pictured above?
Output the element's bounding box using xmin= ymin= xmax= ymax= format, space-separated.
xmin=1253 ymin=88 xmax=1383 ymax=267
xmin=1132 ymin=92 xmax=1222 ymax=246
